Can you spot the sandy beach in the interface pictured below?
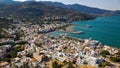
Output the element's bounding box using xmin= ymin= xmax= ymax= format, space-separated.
xmin=65 ymin=25 xmax=74 ymax=31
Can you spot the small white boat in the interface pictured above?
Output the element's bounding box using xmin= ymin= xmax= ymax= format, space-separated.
xmin=86 ymin=24 xmax=92 ymax=28
xmin=60 ymin=33 xmax=68 ymax=36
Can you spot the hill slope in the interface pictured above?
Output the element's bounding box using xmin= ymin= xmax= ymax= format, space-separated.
xmin=0 ymin=2 xmax=95 ymax=20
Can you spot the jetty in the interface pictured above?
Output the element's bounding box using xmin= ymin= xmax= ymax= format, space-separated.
xmin=71 ymin=31 xmax=84 ymax=34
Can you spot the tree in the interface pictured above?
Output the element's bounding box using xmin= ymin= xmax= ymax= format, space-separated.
xmin=52 ymin=61 xmax=62 ymax=68
xmin=63 ymin=47 xmax=67 ymax=50
xmin=99 ymin=61 xmax=108 ymax=67
xmin=1 ymin=45 xmax=24 ymax=62
xmin=110 ymin=57 xmax=120 ymax=62
xmin=67 ymin=61 xmax=75 ymax=68
xmin=100 ymin=50 xmax=110 ymax=57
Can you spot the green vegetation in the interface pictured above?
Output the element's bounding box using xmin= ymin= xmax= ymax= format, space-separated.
xmin=52 ymin=61 xmax=63 ymax=68
xmin=0 ymin=29 xmax=11 ymax=38
xmin=20 ymin=63 xmax=29 ymax=68
xmin=35 ymin=42 xmax=41 ymax=47
xmin=0 ymin=18 xmax=11 ymax=29
xmin=63 ymin=47 xmax=67 ymax=50
xmin=67 ymin=61 xmax=75 ymax=68
xmin=0 ymin=45 xmax=24 ymax=62
xmin=110 ymin=57 xmax=120 ymax=62
xmin=100 ymin=50 xmax=110 ymax=57
xmin=14 ymin=31 xmax=24 ymax=41
xmin=63 ymin=60 xmax=68 ymax=65
xmin=26 ymin=53 xmax=33 ymax=58
xmin=0 ymin=42 xmax=14 ymax=46
xmin=99 ymin=61 xmax=108 ymax=67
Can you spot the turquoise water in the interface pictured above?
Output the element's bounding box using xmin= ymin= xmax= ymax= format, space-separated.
xmin=50 ymin=16 xmax=120 ymax=48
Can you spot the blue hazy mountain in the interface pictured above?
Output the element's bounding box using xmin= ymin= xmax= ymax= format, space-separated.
xmin=0 ymin=0 xmax=120 ymax=15
xmin=0 ymin=0 xmax=18 ymax=4
xmin=42 ymin=1 xmax=120 ymax=15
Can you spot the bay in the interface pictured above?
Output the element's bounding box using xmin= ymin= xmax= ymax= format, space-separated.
xmin=50 ymin=16 xmax=120 ymax=48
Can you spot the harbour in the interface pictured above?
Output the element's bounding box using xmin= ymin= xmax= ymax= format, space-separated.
xmin=50 ymin=16 xmax=120 ymax=48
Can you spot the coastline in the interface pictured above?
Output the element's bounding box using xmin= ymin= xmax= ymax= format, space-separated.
xmin=47 ymin=16 xmax=120 ymax=49
xmin=65 ymin=25 xmax=119 ymax=49
xmin=65 ymin=25 xmax=74 ymax=31
xmin=67 ymin=16 xmax=120 ymax=48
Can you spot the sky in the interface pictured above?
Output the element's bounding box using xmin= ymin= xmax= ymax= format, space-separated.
xmin=13 ymin=0 xmax=120 ymax=10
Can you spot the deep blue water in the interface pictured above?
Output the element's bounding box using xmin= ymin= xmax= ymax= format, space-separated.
xmin=50 ymin=16 xmax=120 ymax=48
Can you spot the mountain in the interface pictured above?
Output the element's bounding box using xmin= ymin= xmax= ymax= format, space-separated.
xmin=42 ymin=1 xmax=120 ymax=15
xmin=0 ymin=0 xmax=18 ymax=4
xmin=0 ymin=1 xmax=120 ymax=15
xmin=0 ymin=2 xmax=95 ymax=20
xmin=67 ymin=4 xmax=110 ymax=14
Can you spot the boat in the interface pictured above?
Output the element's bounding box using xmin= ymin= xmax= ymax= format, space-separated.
xmin=86 ymin=24 xmax=92 ymax=28
xmin=60 ymin=33 xmax=68 ymax=36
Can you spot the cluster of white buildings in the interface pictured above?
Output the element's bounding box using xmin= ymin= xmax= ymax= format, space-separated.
xmin=43 ymin=16 xmax=68 ymax=21
xmin=11 ymin=34 xmax=105 ymax=67
xmin=0 ymin=17 xmax=119 ymax=68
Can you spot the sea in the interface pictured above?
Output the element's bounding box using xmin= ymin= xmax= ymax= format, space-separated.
xmin=50 ymin=16 xmax=120 ymax=48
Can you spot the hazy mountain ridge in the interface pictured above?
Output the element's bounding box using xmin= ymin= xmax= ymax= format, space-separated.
xmin=42 ymin=1 xmax=120 ymax=15
xmin=0 ymin=0 xmax=120 ymax=16
xmin=0 ymin=0 xmax=19 ymax=4
xmin=0 ymin=2 xmax=95 ymax=20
